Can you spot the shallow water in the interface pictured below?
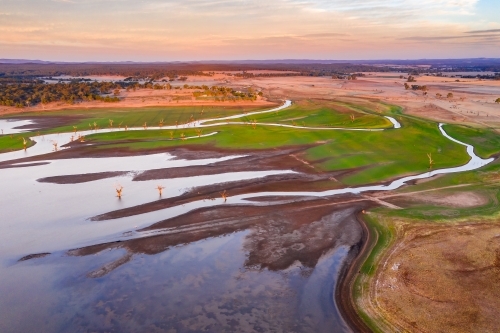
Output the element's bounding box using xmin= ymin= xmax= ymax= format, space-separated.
xmin=0 ymin=119 xmax=34 ymax=135
xmin=105 ymin=123 xmax=493 ymax=241
xmin=0 ymin=231 xmax=352 ymax=333
xmin=0 ymin=100 xmax=401 ymax=163
xmin=0 ymin=100 xmax=492 ymax=333
xmin=0 ymin=152 xmax=293 ymax=260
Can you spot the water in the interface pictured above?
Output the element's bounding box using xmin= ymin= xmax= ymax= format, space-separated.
xmin=0 ymin=232 xmax=353 ymax=333
xmin=0 ymin=153 xmax=294 ymax=260
xmin=0 ymin=100 xmax=493 ymax=333
xmin=0 ymin=100 xmax=400 ymax=163
xmin=0 ymin=119 xmax=34 ymax=135
xmin=103 ymin=124 xmax=493 ymax=242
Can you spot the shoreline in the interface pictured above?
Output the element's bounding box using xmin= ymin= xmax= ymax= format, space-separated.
xmin=335 ymin=211 xmax=376 ymax=333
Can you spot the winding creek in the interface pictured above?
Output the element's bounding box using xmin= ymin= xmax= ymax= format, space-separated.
xmin=0 ymin=100 xmax=494 ymax=333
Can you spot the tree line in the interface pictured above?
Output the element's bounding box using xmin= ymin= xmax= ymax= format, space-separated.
xmin=0 ymin=81 xmax=129 ymax=107
xmin=191 ymin=86 xmax=261 ymax=101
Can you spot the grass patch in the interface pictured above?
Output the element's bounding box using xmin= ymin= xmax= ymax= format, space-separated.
xmin=204 ymin=99 xmax=393 ymax=129
xmin=443 ymin=124 xmax=500 ymax=158
xmin=0 ymin=134 xmax=35 ymax=153
xmin=352 ymin=213 xmax=395 ymax=333
xmin=4 ymin=105 xmax=268 ymax=135
xmin=86 ymin=113 xmax=470 ymax=186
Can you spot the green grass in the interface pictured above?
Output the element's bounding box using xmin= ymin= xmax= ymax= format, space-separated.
xmin=0 ymin=100 xmax=487 ymax=189
xmin=4 ymin=104 xmax=268 ymax=135
xmin=443 ymin=124 xmax=500 ymax=158
xmin=352 ymin=213 xmax=395 ymax=333
xmin=0 ymin=134 xmax=35 ymax=152
xmin=85 ymin=113 xmax=470 ymax=186
xmin=351 ymin=155 xmax=500 ymax=330
xmin=204 ymin=99 xmax=392 ymax=129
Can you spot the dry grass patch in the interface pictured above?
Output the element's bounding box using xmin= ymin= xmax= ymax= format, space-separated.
xmin=368 ymin=219 xmax=500 ymax=332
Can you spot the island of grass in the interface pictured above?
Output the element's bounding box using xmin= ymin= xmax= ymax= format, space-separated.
xmin=202 ymin=99 xmax=397 ymax=129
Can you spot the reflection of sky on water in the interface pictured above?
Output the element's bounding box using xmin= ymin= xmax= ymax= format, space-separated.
xmin=0 ymin=231 xmax=351 ymax=333
xmin=0 ymin=151 xmax=292 ymax=260
xmin=0 ymin=119 xmax=34 ymax=135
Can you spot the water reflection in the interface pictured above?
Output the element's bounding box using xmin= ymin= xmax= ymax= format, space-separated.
xmin=3 ymin=227 xmax=354 ymax=333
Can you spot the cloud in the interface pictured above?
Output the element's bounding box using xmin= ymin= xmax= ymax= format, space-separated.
xmin=300 ymin=33 xmax=348 ymax=38
xmin=289 ymin=0 xmax=479 ymax=16
xmin=401 ymin=33 xmax=500 ymax=41
xmin=466 ymin=29 xmax=500 ymax=34
xmin=0 ymin=0 xmax=498 ymax=60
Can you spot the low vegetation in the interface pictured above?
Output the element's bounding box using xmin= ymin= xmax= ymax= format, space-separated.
xmin=0 ymin=82 xmax=124 ymax=107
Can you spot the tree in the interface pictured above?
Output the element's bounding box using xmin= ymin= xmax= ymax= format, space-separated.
xmin=447 ymin=93 xmax=454 ymax=98
xmin=436 ymin=93 xmax=442 ymax=98
xmin=495 ymin=98 xmax=500 ymax=103
xmin=404 ymin=83 xmax=410 ymax=90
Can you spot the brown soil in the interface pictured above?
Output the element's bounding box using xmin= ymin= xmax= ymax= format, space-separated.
xmin=90 ymin=172 xmax=352 ymax=221
xmin=403 ymin=103 xmax=465 ymax=123
xmin=38 ymin=171 xmax=128 ymax=184
xmin=368 ymin=221 xmax=500 ymax=333
xmin=123 ymin=146 xmax=360 ymax=183
xmin=70 ymin=200 xmax=374 ymax=277
xmin=6 ymin=115 xmax=85 ymax=131
xmin=0 ymin=91 xmax=276 ymax=115
xmin=18 ymin=253 xmax=51 ymax=262
xmin=393 ymin=191 xmax=489 ymax=208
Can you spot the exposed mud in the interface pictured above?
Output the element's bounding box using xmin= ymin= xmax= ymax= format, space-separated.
xmin=72 ymin=200 xmax=372 ymax=276
xmin=335 ymin=213 xmax=375 ymax=333
xmin=18 ymin=252 xmax=51 ymax=262
xmin=6 ymin=115 xmax=84 ymax=131
xmin=57 ymin=198 xmax=377 ymax=333
xmin=372 ymin=221 xmax=500 ymax=333
xmin=392 ymin=191 xmax=490 ymax=208
xmin=90 ymin=171 xmax=354 ymax=221
xmin=38 ymin=171 xmax=128 ymax=184
xmin=36 ymin=146 xmax=357 ymax=187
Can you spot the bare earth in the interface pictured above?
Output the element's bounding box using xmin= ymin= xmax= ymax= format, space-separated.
xmin=368 ymin=220 xmax=500 ymax=333
xmin=2 ymin=72 xmax=499 ymax=332
xmin=2 ymin=73 xmax=499 ymax=130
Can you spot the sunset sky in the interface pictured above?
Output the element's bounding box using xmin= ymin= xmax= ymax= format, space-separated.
xmin=1 ymin=0 xmax=499 ymax=61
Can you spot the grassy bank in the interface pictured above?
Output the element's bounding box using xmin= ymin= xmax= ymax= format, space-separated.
xmin=84 ymin=113 xmax=470 ymax=186
xmin=204 ymin=99 xmax=393 ymax=129
xmin=351 ymin=156 xmax=500 ymax=331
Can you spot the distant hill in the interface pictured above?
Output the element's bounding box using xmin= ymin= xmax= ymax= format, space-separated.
xmin=0 ymin=59 xmax=61 ymax=64
xmin=1 ymin=58 xmax=500 ymax=66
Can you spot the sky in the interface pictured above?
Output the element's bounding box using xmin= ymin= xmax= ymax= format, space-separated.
xmin=1 ymin=0 xmax=499 ymax=61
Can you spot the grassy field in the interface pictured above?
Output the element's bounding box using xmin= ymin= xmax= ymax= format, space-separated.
xmin=4 ymin=104 xmax=269 ymax=134
xmin=0 ymin=99 xmax=493 ymax=188
xmin=0 ymin=104 xmax=271 ymax=152
xmin=204 ymin=99 xmax=393 ymax=129
xmin=0 ymin=133 xmax=35 ymax=152
xmin=351 ymin=153 xmax=500 ymax=331
xmin=83 ymin=112 xmax=470 ymax=186
xmin=443 ymin=124 xmax=500 ymax=158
